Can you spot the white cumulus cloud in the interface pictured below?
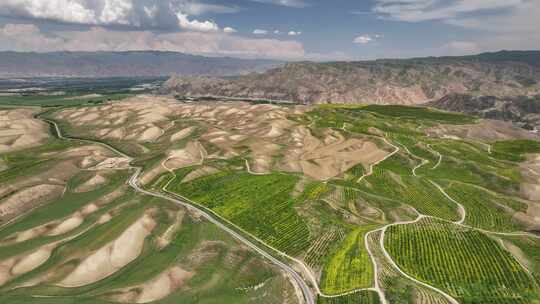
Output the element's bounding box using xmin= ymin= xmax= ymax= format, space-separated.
xmin=223 ymin=27 xmax=237 ymax=33
xmin=0 ymin=0 xmax=236 ymax=31
xmin=177 ymin=12 xmax=219 ymax=32
xmin=288 ymin=31 xmax=302 ymax=36
xmin=0 ymin=23 xmax=306 ymax=59
xmin=353 ymin=34 xmax=381 ymax=44
xmin=0 ymin=0 xmax=98 ymax=24
xmin=253 ymin=29 xmax=268 ymax=35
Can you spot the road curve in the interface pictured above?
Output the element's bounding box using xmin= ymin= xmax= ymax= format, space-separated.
xmin=128 ymin=169 xmax=316 ymax=304
xmin=41 ymin=115 xmax=316 ymax=304
xmin=357 ymin=136 xmax=400 ymax=183
xmin=40 ymin=109 xmax=540 ymax=304
xmin=364 ymin=230 xmax=388 ymax=304
xmin=378 ymin=216 xmax=460 ymax=304
xmin=428 ymin=180 xmax=466 ymax=224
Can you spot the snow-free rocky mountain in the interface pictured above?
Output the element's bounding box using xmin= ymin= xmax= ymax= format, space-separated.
xmin=427 ymin=93 xmax=540 ymax=131
xmin=164 ymin=50 xmax=540 ymax=105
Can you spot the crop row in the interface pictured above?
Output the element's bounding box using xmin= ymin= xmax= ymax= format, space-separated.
xmin=360 ymin=162 xmax=460 ymax=221
xmin=304 ymin=226 xmax=346 ymax=268
xmin=445 ymin=182 xmax=526 ymax=232
xmin=385 ymin=217 xmax=538 ymax=303
xmin=317 ymin=290 xmax=380 ymax=304
xmin=500 ymin=235 xmax=540 ymax=286
xmin=320 ymin=226 xmax=376 ymax=294
xmin=360 ymin=105 xmax=476 ymax=124
xmin=422 ymin=140 xmax=519 ymax=191
xmin=492 ymin=140 xmax=540 ymax=162
xmin=170 ymin=171 xmax=312 ymax=255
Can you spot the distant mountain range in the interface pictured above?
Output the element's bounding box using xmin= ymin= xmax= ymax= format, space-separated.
xmin=0 ymin=51 xmax=279 ymax=78
xmin=164 ymin=50 xmax=540 ymax=105
xmin=427 ymin=93 xmax=540 ymax=131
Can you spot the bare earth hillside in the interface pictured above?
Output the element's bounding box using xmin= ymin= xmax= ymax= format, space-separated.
xmin=427 ymin=93 xmax=540 ymax=131
xmin=164 ymin=51 xmax=540 ymax=105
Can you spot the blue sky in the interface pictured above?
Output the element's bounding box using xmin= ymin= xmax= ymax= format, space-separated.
xmin=0 ymin=0 xmax=538 ymax=60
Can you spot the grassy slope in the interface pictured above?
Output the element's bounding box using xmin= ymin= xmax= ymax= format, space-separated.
xmin=0 ymin=103 xmax=295 ymax=304
xmin=492 ymin=140 xmax=540 ymax=162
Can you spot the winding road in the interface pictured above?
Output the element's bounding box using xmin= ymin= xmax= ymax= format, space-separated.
xmin=40 ymin=110 xmax=540 ymax=304
xmin=41 ymin=116 xmax=316 ymax=304
xmin=357 ymin=136 xmax=401 ymax=183
xmin=377 ymin=215 xmax=460 ymax=304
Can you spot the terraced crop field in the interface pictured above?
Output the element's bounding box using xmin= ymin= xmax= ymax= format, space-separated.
xmin=360 ymin=105 xmax=477 ymax=124
xmin=305 ymin=104 xmax=540 ymax=303
xmin=359 ymin=162 xmax=461 ymax=221
xmin=445 ymin=182 xmax=527 ymax=231
xmin=0 ymin=103 xmax=300 ymax=304
xmin=168 ymin=171 xmax=312 ymax=255
xmin=2 ymin=95 xmax=540 ymax=304
xmin=320 ymin=226 xmax=376 ymax=294
xmin=499 ymin=235 xmax=540 ymax=284
xmin=420 ymin=140 xmax=520 ymax=191
xmin=304 ymin=226 xmax=346 ymax=269
xmin=385 ymin=218 xmax=539 ymax=303
xmin=317 ymin=290 xmax=381 ymax=304
xmin=492 ymin=140 xmax=540 ymax=162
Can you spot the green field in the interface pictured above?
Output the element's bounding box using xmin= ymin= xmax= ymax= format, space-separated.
xmin=500 ymin=235 xmax=540 ymax=285
xmin=358 ymin=156 xmax=460 ymax=221
xmin=320 ymin=226 xmax=377 ymax=294
xmin=0 ymin=93 xmax=132 ymax=107
xmin=361 ymin=105 xmax=476 ymax=124
xmin=168 ymin=171 xmax=311 ymax=255
xmin=303 ymin=104 xmax=539 ymax=303
xmin=492 ymin=140 xmax=540 ymax=162
xmin=385 ymin=218 xmax=538 ymax=303
xmin=2 ymin=96 xmax=540 ymax=304
xmin=420 ymin=140 xmax=520 ymax=192
xmin=317 ymin=290 xmax=381 ymax=304
xmin=445 ymin=182 xmax=527 ymax=231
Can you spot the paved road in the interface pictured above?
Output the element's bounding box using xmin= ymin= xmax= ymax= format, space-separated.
xmin=128 ymin=169 xmax=315 ymax=304
xmin=42 ymin=110 xmax=540 ymax=304
xmin=42 ymin=116 xmax=316 ymax=304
